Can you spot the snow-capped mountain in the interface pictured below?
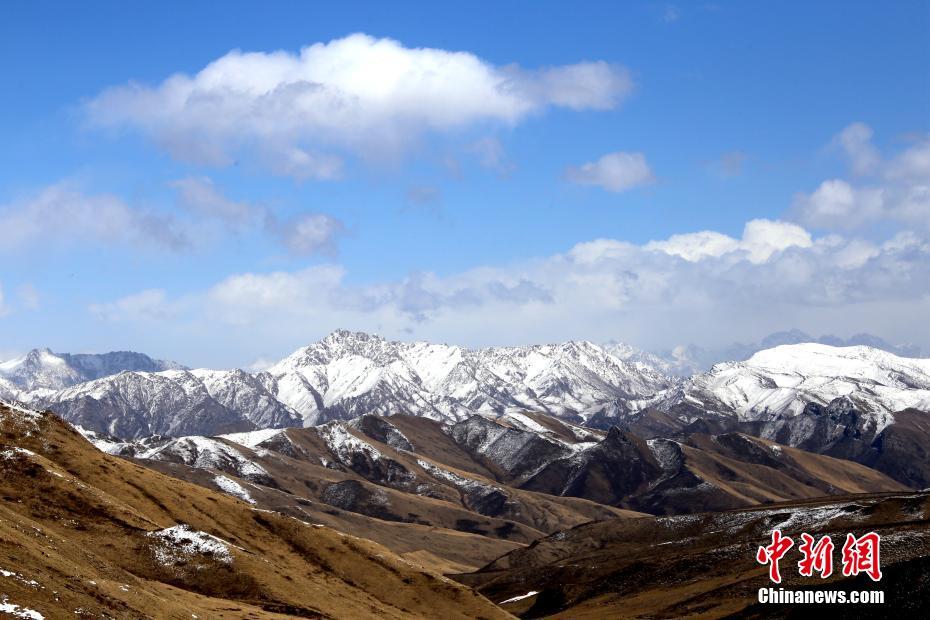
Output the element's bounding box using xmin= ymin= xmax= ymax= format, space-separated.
xmin=259 ymin=330 xmax=674 ymax=426
xmin=13 ymin=333 xmax=930 ymax=446
xmin=650 ymin=329 xmax=923 ymax=376
xmin=23 ymin=330 xmax=672 ymax=438
xmin=0 ymin=348 xmax=184 ymax=392
xmin=658 ymin=343 xmax=930 ymax=429
xmin=35 ymin=368 xmax=300 ymax=438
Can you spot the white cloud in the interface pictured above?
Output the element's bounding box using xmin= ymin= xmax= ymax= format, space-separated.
xmin=793 ymin=126 xmax=930 ymax=230
xmin=793 ymin=179 xmax=884 ymax=228
xmin=89 ymin=289 xmax=174 ymax=322
xmin=646 ymin=230 xmax=739 ymax=262
xmin=885 ymin=137 xmax=930 ymax=181
xmin=89 ymin=221 xmax=930 ymax=355
xmin=832 ymin=122 xmax=880 ymax=175
xmin=167 ymin=177 xmax=345 ymax=255
xmin=86 ymin=34 xmax=633 ymax=177
xmin=0 ymin=183 xmax=187 ymax=252
xmin=467 ymin=137 xmax=515 ymax=175
xmin=170 ymin=176 xmax=261 ymax=230
xmin=0 ymin=284 xmax=9 ymax=318
xmin=565 ymin=151 xmax=654 ymax=193
xmin=646 ymin=219 xmax=811 ymax=264
xmin=274 ymin=213 xmax=345 ymax=256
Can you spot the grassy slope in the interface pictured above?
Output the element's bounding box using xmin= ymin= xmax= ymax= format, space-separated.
xmin=0 ymin=404 xmax=512 ymax=619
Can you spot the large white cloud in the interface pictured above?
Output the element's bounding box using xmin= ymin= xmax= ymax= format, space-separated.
xmin=645 ymin=219 xmax=812 ymax=264
xmin=86 ymin=34 xmax=633 ymax=177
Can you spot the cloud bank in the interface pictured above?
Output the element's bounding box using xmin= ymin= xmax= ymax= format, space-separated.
xmin=90 ymin=218 xmax=930 ymax=355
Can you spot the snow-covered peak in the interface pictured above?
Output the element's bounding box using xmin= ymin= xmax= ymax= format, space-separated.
xmin=261 ymin=332 xmax=674 ymax=426
xmin=0 ymin=348 xmax=183 ymax=391
xmin=666 ymin=343 xmax=930 ymax=427
xmin=742 ymin=343 xmax=930 ymax=383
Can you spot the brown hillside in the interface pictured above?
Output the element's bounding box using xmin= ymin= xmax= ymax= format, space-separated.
xmin=0 ymin=402 xmax=512 ymax=619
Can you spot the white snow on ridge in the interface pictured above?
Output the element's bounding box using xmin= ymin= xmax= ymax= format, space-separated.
xmin=416 ymin=458 xmax=503 ymax=495
xmin=500 ymin=591 xmax=539 ymax=605
xmin=0 ymin=399 xmax=42 ymax=420
xmin=263 ymin=330 xmax=674 ymax=426
xmin=213 ymin=475 xmax=256 ymax=504
xmin=73 ymin=426 xmax=128 ymax=454
xmin=218 ymin=428 xmax=285 ymax=449
xmin=147 ymin=524 xmax=233 ymax=565
xmin=318 ymin=422 xmax=383 ymax=465
xmin=666 ymin=343 xmax=930 ymax=427
xmin=138 ymin=436 xmax=269 ymax=478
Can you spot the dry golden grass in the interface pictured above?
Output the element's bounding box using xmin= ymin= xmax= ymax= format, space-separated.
xmin=0 ymin=404 xmax=513 ymax=619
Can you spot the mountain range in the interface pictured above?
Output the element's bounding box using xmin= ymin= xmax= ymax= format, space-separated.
xmin=3 ymin=331 xmax=930 ymax=466
xmin=4 ymin=327 xmax=930 ymax=617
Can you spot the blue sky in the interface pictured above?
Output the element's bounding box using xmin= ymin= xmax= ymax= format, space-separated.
xmin=1 ymin=1 xmax=929 ymax=367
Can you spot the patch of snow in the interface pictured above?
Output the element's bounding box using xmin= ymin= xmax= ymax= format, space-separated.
xmin=213 ymin=475 xmax=256 ymax=504
xmin=146 ymin=524 xmax=233 ymax=565
xmin=218 ymin=428 xmax=285 ymax=449
xmin=72 ymin=426 xmax=129 ymax=455
xmin=416 ymin=458 xmax=503 ymax=495
xmin=500 ymin=591 xmax=539 ymax=604
xmin=0 ymin=597 xmax=44 ymax=620
xmin=0 ymin=569 xmax=40 ymax=589
xmin=646 ymin=438 xmax=681 ymax=473
xmin=0 ymin=447 xmax=37 ymax=459
xmin=139 ymin=436 xmax=269 ymax=478
xmin=318 ymin=422 xmax=383 ymax=466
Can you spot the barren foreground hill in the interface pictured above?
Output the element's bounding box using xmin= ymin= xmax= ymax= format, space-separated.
xmin=0 ymin=402 xmax=510 ymax=619
xmin=457 ymin=491 xmax=930 ymax=618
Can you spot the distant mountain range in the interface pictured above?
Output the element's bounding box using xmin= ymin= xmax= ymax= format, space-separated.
xmin=4 ymin=336 xmax=930 ymax=617
xmin=3 ymin=330 xmax=674 ymax=438
xmin=2 ymin=331 xmax=928 ymax=451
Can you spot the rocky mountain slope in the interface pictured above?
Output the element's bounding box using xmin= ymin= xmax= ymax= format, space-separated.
xmin=1 ymin=399 xmax=919 ymax=618
xmin=8 ymin=335 xmax=930 ymax=501
xmin=0 ymin=400 xmax=511 ymax=619
xmin=458 ymin=490 xmax=930 ymax=618
xmin=37 ymin=368 xmax=301 ymax=439
xmin=77 ymin=411 xmax=645 ymax=572
xmin=80 ymin=408 xmax=904 ymax=534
